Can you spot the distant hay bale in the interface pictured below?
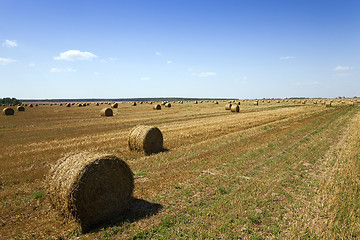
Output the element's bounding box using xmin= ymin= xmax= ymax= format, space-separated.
xmin=96 ymin=103 xmax=99 ymax=106
xmin=65 ymin=103 xmax=71 ymax=107
xmin=276 ymin=100 xmax=280 ymax=103
xmin=214 ymin=101 xmax=218 ymax=104
xmin=29 ymin=104 xmax=34 ymax=107
xmin=112 ymin=103 xmax=118 ymax=108
xmin=17 ymin=106 xmax=25 ymax=111
xmin=165 ymin=103 xmax=171 ymax=107
xmin=128 ymin=125 xmax=163 ymax=155
xmin=231 ymin=105 xmax=240 ymax=112
xmin=77 ymin=103 xmax=82 ymax=107
xmin=254 ymin=101 xmax=258 ymax=106
xmin=100 ymin=108 xmax=113 ymax=117
xmin=194 ymin=101 xmax=198 ymax=104
xmin=132 ymin=102 xmax=137 ymax=106
xmin=2 ymin=108 xmax=14 ymax=115
xmin=161 ymin=101 xmax=167 ymax=105
xmin=325 ymin=102 xmax=332 ymax=107
xmin=302 ymin=101 xmax=306 ymax=104
xmin=59 ymin=103 xmax=63 ymax=106
xmin=153 ymin=104 xmax=161 ymax=110
xmin=225 ymin=103 xmax=232 ymax=110
xmin=47 ymin=152 xmax=134 ymax=233
xmin=349 ymin=101 xmax=354 ymax=106
xmin=235 ymin=101 xmax=241 ymax=105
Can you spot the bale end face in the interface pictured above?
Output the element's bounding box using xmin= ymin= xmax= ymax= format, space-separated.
xmin=128 ymin=125 xmax=163 ymax=155
xmin=153 ymin=104 xmax=161 ymax=110
xmin=2 ymin=108 xmax=14 ymax=115
xmin=47 ymin=152 xmax=134 ymax=233
xmin=17 ymin=106 xmax=25 ymax=111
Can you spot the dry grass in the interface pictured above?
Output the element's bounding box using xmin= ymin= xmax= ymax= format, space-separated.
xmin=0 ymin=101 xmax=359 ymax=239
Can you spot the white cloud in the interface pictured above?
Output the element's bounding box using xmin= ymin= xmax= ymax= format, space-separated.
xmin=155 ymin=52 xmax=162 ymax=56
xmin=140 ymin=76 xmax=150 ymax=81
xmin=0 ymin=57 xmax=16 ymax=65
xmin=193 ymin=72 xmax=217 ymax=77
xmin=2 ymin=40 xmax=17 ymax=48
xmin=167 ymin=60 xmax=172 ymax=64
xmin=50 ymin=67 xmax=76 ymax=72
xmin=28 ymin=63 xmax=35 ymax=67
xmin=54 ymin=50 xmax=97 ymax=61
xmin=280 ymin=56 xmax=295 ymax=60
xmin=333 ymin=66 xmax=352 ymax=71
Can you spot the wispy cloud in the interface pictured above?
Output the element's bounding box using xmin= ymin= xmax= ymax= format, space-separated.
xmin=54 ymin=50 xmax=97 ymax=61
xmin=167 ymin=60 xmax=172 ymax=64
xmin=295 ymin=81 xmax=319 ymax=86
xmin=280 ymin=56 xmax=295 ymax=60
xmin=193 ymin=72 xmax=217 ymax=77
xmin=100 ymin=57 xmax=117 ymax=63
xmin=0 ymin=57 xmax=16 ymax=65
xmin=140 ymin=76 xmax=150 ymax=81
xmin=2 ymin=40 xmax=17 ymax=48
xmin=50 ymin=67 xmax=76 ymax=72
xmin=155 ymin=52 xmax=162 ymax=56
xmin=28 ymin=63 xmax=35 ymax=67
xmin=333 ymin=65 xmax=352 ymax=71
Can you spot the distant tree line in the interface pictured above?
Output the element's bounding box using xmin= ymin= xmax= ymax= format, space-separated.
xmin=0 ymin=97 xmax=22 ymax=105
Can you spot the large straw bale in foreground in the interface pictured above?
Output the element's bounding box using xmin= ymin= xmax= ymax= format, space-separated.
xmin=100 ymin=108 xmax=113 ymax=117
xmin=128 ymin=125 xmax=163 ymax=155
xmin=47 ymin=152 xmax=134 ymax=233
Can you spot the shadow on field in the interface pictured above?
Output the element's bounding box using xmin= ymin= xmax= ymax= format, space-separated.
xmin=90 ymin=198 xmax=163 ymax=233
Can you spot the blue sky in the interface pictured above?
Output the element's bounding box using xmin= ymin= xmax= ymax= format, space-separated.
xmin=0 ymin=0 xmax=359 ymax=99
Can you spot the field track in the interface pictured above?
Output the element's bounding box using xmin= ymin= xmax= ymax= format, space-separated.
xmin=1 ymin=101 xmax=359 ymax=239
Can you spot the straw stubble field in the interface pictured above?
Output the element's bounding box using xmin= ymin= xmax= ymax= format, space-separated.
xmin=0 ymin=101 xmax=359 ymax=239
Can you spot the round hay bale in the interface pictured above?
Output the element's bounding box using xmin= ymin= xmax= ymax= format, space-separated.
xmin=100 ymin=108 xmax=113 ymax=117
xmin=112 ymin=103 xmax=118 ymax=108
xmin=2 ymin=108 xmax=14 ymax=115
xmin=77 ymin=103 xmax=82 ymax=107
xmin=47 ymin=152 xmax=134 ymax=233
xmin=132 ymin=102 xmax=137 ymax=106
xmin=214 ymin=101 xmax=218 ymax=104
xmin=349 ymin=101 xmax=354 ymax=106
xmin=194 ymin=101 xmax=198 ymax=104
xmin=254 ymin=101 xmax=258 ymax=106
xmin=96 ymin=103 xmax=99 ymax=106
xmin=231 ymin=105 xmax=240 ymax=112
xmin=128 ymin=125 xmax=163 ymax=155
xmin=325 ymin=102 xmax=332 ymax=107
xmin=153 ymin=104 xmax=161 ymax=110
xmin=225 ymin=103 xmax=232 ymax=110
xmin=17 ymin=106 xmax=25 ymax=111
xmin=165 ymin=103 xmax=171 ymax=108
xmin=65 ymin=103 xmax=71 ymax=107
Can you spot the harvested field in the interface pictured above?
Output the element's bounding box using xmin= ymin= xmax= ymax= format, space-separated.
xmin=0 ymin=101 xmax=359 ymax=239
